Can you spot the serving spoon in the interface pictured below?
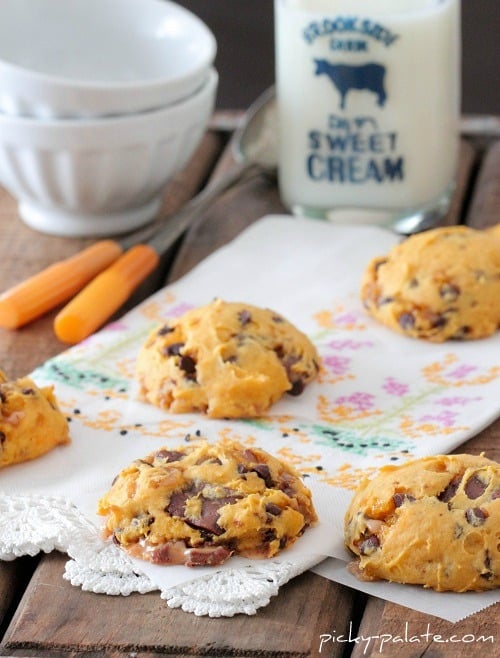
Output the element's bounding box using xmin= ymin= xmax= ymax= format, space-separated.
xmin=0 ymin=86 xmax=279 ymax=340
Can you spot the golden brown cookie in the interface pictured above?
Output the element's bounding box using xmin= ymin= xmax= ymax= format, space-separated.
xmin=0 ymin=370 xmax=70 ymax=468
xmin=97 ymin=439 xmax=317 ymax=567
xmin=344 ymin=453 xmax=500 ymax=592
xmin=361 ymin=225 xmax=500 ymax=342
xmin=136 ymin=298 xmax=320 ymax=418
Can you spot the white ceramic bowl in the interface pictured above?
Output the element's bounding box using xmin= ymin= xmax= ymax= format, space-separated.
xmin=0 ymin=0 xmax=216 ymax=118
xmin=0 ymin=69 xmax=218 ymax=237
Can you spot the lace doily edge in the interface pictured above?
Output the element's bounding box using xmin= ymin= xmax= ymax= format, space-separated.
xmin=0 ymin=492 xmax=324 ymax=617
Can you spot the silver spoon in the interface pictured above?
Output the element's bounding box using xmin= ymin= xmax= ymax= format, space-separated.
xmin=130 ymin=85 xmax=279 ymax=255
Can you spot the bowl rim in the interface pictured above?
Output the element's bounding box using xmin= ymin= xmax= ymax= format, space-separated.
xmin=0 ymin=0 xmax=217 ymax=92
xmin=0 ymin=69 xmax=218 ymax=144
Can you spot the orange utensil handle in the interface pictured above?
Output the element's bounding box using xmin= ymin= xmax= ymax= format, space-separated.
xmin=0 ymin=240 xmax=123 ymax=329
xmin=54 ymin=243 xmax=160 ymax=344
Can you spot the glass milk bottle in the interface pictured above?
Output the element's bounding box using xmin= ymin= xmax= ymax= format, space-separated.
xmin=274 ymin=0 xmax=461 ymax=229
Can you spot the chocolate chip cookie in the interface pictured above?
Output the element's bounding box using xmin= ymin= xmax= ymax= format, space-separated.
xmin=344 ymin=453 xmax=500 ymax=592
xmin=136 ymin=299 xmax=320 ymax=418
xmin=0 ymin=370 xmax=70 ymax=468
xmin=97 ymin=439 xmax=317 ymax=567
xmin=361 ymin=225 xmax=500 ymax=342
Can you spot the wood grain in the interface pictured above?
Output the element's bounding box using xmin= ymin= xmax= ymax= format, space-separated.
xmin=466 ymin=140 xmax=500 ymax=229
xmin=1 ymin=553 xmax=354 ymax=658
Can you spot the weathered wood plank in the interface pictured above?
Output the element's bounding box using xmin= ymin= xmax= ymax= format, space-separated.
xmin=351 ymin=596 xmax=498 ymax=658
xmin=441 ymin=139 xmax=477 ymax=225
xmin=1 ymin=553 xmax=354 ymax=658
xmin=0 ymin=559 xmax=38 ymax=634
xmin=466 ymin=139 xmax=500 ymax=229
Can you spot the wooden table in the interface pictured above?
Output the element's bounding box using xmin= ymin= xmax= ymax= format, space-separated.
xmin=0 ymin=112 xmax=499 ymax=658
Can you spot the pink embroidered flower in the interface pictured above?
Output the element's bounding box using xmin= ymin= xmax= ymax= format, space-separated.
xmin=420 ymin=410 xmax=457 ymax=427
xmin=335 ymin=392 xmax=375 ymax=411
xmin=382 ymin=377 xmax=409 ymax=397
xmin=335 ymin=311 xmax=358 ymax=325
xmin=446 ymin=364 xmax=477 ymax=379
xmin=327 ymin=339 xmax=374 ymax=350
xmin=323 ymin=355 xmax=351 ymax=376
xmin=435 ymin=396 xmax=481 ymax=407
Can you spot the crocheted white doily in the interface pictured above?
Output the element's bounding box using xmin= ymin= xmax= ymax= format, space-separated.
xmin=0 ymin=493 xmax=320 ymax=617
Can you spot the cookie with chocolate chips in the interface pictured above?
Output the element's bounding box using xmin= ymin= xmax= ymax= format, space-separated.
xmin=360 ymin=225 xmax=500 ymax=342
xmin=344 ymin=453 xmax=500 ymax=592
xmin=0 ymin=369 xmax=70 ymax=468
xmin=97 ymin=439 xmax=317 ymax=567
xmin=135 ymin=299 xmax=320 ymax=418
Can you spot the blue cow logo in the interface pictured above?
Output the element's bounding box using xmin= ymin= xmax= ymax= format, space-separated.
xmin=314 ymin=59 xmax=387 ymax=110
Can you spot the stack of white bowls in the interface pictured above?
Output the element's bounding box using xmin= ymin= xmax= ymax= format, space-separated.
xmin=0 ymin=0 xmax=218 ymax=237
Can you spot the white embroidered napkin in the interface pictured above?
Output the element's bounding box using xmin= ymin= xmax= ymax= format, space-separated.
xmin=0 ymin=215 xmax=499 ymax=618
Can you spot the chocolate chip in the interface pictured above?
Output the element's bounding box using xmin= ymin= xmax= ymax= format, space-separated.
xmin=430 ymin=314 xmax=448 ymax=329
xmin=185 ymin=545 xmax=232 ymax=567
xmin=157 ymin=325 xmax=174 ymax=335
xmin=238 ymin=309 xmax=252 ymax=325
xmin=165 ymin=342 xmax=184 ymax=356
xmin=465 ymin=507 xmax=487 ymax=526
xmin=265 ymin=503 xmax=282 ymax=516
xmin=0 ymin=431 xmax=5 ymax=445
xmin=189 ymin=496 xmax=239 ymax=535
xmin=359 ymin=535 xmax=380 ymax=555
xmin=464 ymin=475 xmax=487 ymax=499
xmin=262 ymin=528 xmax=277 ymax=543
xmin=452 ymin=325 xmax=472 ymax=340
xmin=167 ymin=490 xmax=191 ymax=518
xmin=0 ymin=389 xmax=7 ymax=404
xmin=398 ymin=312 xmax=415 ymax=330
xmin=179 ymin=355 xmax=197 ymax=381
xmin=491 ymin=490 xmax=500 ymax=500
xmin=480 ymin=552 xmax=493 ymax=581
xmin=279 ymin=472 xmax=297 ymax=498
xmin=288 ymin=379 xmax=305 ymax=396
xmin=408 ymin=278 xmax=419 ymax=288
xmin=252 ymin=463 xmax=275 ymax=488
xmin=21 ymin=387 xmax=36 ymax=395
xmin=393 ymin=493 xmax=416 ymax=507
xmin=439 ymin=283 xmax=460 ymax=301
xmin=154 ymin=449 xmax=185 ymax=463
xmin=274 ymin=345 xmax=285 ymax=360
xmin=438 ymin=476 xmax=462 ymax=502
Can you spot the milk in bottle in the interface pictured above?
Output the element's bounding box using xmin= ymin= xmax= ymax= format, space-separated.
xmin=274 ymin=0 xmax=461 ymax=226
